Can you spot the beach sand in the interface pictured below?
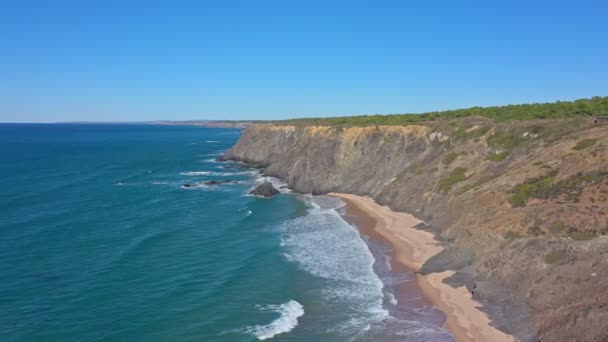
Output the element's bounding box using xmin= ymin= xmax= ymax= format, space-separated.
xmin=330 ymin=193 xmax=514 ymax=342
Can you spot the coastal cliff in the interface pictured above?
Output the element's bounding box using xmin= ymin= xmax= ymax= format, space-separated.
xmin=222 ymin=118 xmax=608 ymax=341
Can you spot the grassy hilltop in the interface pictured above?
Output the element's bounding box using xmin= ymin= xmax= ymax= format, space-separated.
xmin=276 ymin=96 xmax=608 ymax=126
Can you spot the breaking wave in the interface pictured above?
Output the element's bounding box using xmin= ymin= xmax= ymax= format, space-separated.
xmin=245 ymin=300 xmax=304 ymax=340
xmin=280 ymin=197 xmax=388 ymax=335
xmin=180 ymin=171 xmax=257 ymax=176
xmin=180 ymin=171 xmax=211 ymax=176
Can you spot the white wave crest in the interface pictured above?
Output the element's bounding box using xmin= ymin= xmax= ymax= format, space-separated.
xmin=181 ymin=170 xmax=257 ymax=177
xmin=384 ymin=254 xmax=392 ymax=271
xmin=386 ymin=292 xmax=398 ymax=305
xmin=237 ymin=207 xmax=253 ymax=216
xmin=180 ymin=171 xmax=211 ymax=176
xmin=246 ymin=300 xmax=304 ymax=340
xmin=280 ymin=199 xmax=388 ymax=333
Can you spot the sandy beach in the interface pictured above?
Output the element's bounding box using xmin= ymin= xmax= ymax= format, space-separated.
xmin=330 ymin=193 xmax=514 ymax=342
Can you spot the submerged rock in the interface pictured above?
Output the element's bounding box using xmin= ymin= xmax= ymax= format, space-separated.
xmin=204 ymin=180 xmax=236 ymax=185
xmin=182 ymin=183 xmax=194 ymax=188
xmin=249 ymin=181 xmax=280 ymax=197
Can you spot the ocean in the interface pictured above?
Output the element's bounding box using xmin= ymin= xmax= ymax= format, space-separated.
xmin=0 ymin=124 xmax=452 ymax=341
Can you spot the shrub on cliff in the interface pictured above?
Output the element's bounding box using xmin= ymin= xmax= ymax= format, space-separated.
xmin=510 ymin=172 xmax=557 ymax=207
xmin=442 ymin=152 xmax=460 ymax=165
xmin=510 ymin=170 xmax=607 ymax=207
xmin=486 ymin=151 xmax=510 ymax=162
xmin=545 ymin=251 xmax=566 ymax=264
xmin=572 ymin=138 xmax=598 ymax=150
xmin=570 ymin=231 xmax=597 ymax=241
xmin=438 ymin=167 xmax=468 ymax=192
xmin=487 ymin=131 xmax=526 ymax=150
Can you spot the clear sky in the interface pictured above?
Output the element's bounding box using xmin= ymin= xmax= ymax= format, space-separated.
xmin=1 ymin=0 xmax=607 ymax=122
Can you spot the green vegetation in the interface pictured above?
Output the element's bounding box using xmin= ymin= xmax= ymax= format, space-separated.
xmin=486 ymin=151 xmax=510 ymax=162
xmin=572 ymin=138 xmax=598 ymax=150
xmin=504 ymin=230 xmax=524 ymax=240
xmin=275 ymin=96 xmax=608 ymax=126
xmin=487 ymin=131 xmax=526 ymax=150
xmin=458 ymin=183 xmax=477 ymax=194
xmin=532 ymin=161 xmax=544 ymax=166
xmin=510 ymin=171 xmax=558 ymax=207
xmin=457 ymin=176 xmax=494 ymax=195
xmin=549 ymin=221 xmax=566 ymax=234
xmin=509 ymin=170 xmax=607 ymax=207
xmin=437 ymin=167 xmax=468 ymax=192
xmin=570 ymin=231 xmax=597 ymax=241
xmin=550 ymin=170 xmax=607 ymax=202
xmin=409 ymin=163 xmax=425 ymax=176
xmin=545 ymin=251 xmax=566 ymax=264
xmin=443 ymin=152 xmax=460 ymax=165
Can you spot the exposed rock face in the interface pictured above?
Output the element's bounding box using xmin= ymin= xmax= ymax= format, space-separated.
xmin=223 ymin=119 xmax=608 ymax=341
xmin=249 ymin=181 xmax=280 ymax=197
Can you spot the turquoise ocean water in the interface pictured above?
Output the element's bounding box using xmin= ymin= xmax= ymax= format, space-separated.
xmin=0 ymin=124 xmax=453 ymax=341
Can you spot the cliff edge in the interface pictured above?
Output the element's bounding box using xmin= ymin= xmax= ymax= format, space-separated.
xmin=223 ymin=117 xmax=608 ymax=341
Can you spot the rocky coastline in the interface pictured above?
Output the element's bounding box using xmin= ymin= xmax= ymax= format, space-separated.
xmin=221 ymin=120 xmax=608 ymax=341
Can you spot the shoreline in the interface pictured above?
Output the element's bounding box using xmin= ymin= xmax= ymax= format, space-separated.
xmin=330 ymin=193 xmax=514 ymax=342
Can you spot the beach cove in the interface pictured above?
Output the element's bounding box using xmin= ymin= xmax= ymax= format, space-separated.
xmin=331 ymin=193 xmax=515 ymax=342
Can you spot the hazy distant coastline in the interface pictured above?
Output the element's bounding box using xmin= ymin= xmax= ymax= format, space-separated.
xmin=25 ymin=120 xmax=259 ymax=128
xmin=149 ymin=120 xmax=258 ymax=128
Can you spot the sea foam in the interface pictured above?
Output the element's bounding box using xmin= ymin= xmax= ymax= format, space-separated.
xmin=180 ymin=171 xmax=211 ymax=176
xmin=280 ymin=197 xmax=388 ymax=335
xmin=246 ymin=300 xmax=304 ymax=340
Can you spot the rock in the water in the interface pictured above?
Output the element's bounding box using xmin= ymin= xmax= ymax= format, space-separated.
xmin=204 ymin=180 xmax=236 ymax=185
xmin=182 ymin=183 xmax=194 ymax=188
xmin=249 ymin=181 xmax=280 ymax=197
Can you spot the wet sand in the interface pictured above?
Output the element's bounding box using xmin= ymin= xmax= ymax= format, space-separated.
xmin=331 ymin=193 xmax=514 ymax=342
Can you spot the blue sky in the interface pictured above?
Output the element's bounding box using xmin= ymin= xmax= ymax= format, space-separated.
xmin=1 ymin=0 xmax=607 ymax=122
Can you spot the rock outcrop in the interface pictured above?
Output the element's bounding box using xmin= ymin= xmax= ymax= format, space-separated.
xmin=182 ymin=180 xmax=237 ymax=188
xmin=204 ymin=180 xmax=236 ymax=185
xmin=223 ymin=118 xmax=608 ymax=341
xmin=249 ymin=181 xmax=280 ymax=197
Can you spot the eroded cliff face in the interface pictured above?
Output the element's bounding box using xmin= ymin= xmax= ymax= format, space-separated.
xmin=223 ymin=118 xmax=608 ymax=342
